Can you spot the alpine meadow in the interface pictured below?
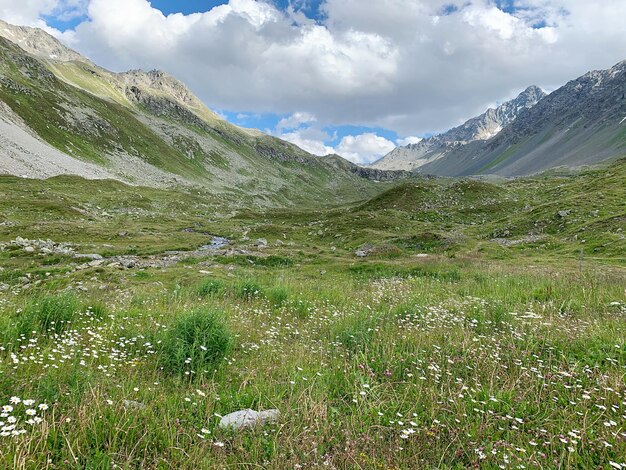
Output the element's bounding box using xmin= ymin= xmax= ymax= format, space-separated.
xmin=0 ymin=2 xmax=625 ymax=469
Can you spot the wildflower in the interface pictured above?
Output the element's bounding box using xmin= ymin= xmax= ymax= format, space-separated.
xmin=38 ymin=404 xmax=48 ymax=411
xmin=9 ymin=397 xmax=20 ymax=404
xmin=25 ymin=409 xmax=36 ymax=416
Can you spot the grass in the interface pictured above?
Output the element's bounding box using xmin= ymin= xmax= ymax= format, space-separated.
xmin=0 ymin=159 xmax=624 ymax=468
xmin=157 ymin=308 xmax=232 ymax=378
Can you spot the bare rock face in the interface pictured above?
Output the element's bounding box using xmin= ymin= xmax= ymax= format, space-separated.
xmin=219 ymin=409 xmax=280 ymax=430
xmin=0 ymin=19 xmax=90 ymax=63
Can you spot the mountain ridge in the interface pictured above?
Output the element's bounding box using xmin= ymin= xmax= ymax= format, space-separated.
xmin=371 ymin=85 xmax=546 ymax=171
xmin=417 ymin=59 xmax=626 ymax=177
xmin=0 ymin=21 xmax=408 ymax=207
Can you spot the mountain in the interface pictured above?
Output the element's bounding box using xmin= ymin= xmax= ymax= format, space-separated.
xmin=0 ymin=19 xmax=88 ymax=63
xmin=0 ymin=20 xmax=405 ymax=207
xmin=371 ymin=85 xmax=546 ymax=171
xmin=417 ymin=60 xmax=626 ymax=176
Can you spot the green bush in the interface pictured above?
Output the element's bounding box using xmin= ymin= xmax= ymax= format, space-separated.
xmin=158 ymin=309 xmax=232 ymax=377
xmin=266 ymin=285 xmax=290 ymax=307
xmin=196 ymin=279 xmax=226 ymax=298
xmin=234 ymin=279 xmax=263 ymax=301
xmin=18 ymin=293 xmax=80 ymax=337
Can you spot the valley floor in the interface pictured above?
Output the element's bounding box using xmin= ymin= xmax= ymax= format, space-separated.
xmin=0 ymin=164 xmax=624 ymax=468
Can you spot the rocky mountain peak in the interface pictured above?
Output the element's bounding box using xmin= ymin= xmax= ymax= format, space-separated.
xmin=370 ymin=85 xmax=547 ymax=171
xmin=0 ymin=19 xmax=89 ymax=64
xmin=119 ymin=68 xmax=221 ymax=122
xmin=120 ymin=69 xmax=200 ymax=108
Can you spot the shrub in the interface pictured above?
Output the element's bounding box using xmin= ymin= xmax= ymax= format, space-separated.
xmin=266 ymin=285 xmax=290 ymax=307
xmin=18 ymin=293 xmax=80 ymax=337
xmin=158 ymin=309 xmax=232 ymax=377
xmin=196 ymin=279 xmax=226 ymax=298
xmin=234 ymin=279 xmax=263 ymax=301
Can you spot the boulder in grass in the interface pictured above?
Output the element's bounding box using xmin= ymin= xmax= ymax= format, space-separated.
xmin=219 ymin=409 xmax=279 ymax=430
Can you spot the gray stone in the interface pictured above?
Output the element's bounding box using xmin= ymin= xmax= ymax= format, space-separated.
xmin=120 ymin=259 xmax=136 ymax=269
xmin=355 ymin=244 xmax=374 ymax=258
xmin=558 ymin=210 xmax=571 ymax=218
xmin=75 ymin=253 xmax=103 ymax=260
xmin=219 ymin=409 xmax=279 ymax=430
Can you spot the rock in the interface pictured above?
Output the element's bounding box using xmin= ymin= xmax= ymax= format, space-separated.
xmin=75 ymin=253 xmax=103 ymax=260
xmin=122 ymin=400 xmax=146 ymax=410
xmin=355 ymin=244 xmax=374 ymax=258
xmin=219 ymin=409 xmax=279 ymax=430
xmin=558 ymin=210 xmax=571 ymax=218
xmin=255 ymin=238 xmax=268 ymax=247
xmin=0 ymin=283 xmax=9 ymax=292
xmin=416 ymin=253 xmax=429 ymax=258
xmin=120 ymin=259 xmax=136 ymax=269
xmin=23 ymin=246 xmax=35 ymax=253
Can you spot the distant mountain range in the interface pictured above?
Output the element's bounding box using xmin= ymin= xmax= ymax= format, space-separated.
xmin=371 ymin=62 xmax=626 ymax=176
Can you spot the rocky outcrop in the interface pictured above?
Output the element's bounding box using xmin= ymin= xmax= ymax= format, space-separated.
xmin=326 ymin=154 xmax=411 ymax=181
xmin=0 ymin=19 xmax=90 ymax=63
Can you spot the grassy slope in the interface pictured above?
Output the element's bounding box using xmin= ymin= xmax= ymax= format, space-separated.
xmin=0 ymin=37 xmax=389 ymax=207
xmin=0 ymin=159 xmax=624 ymax=468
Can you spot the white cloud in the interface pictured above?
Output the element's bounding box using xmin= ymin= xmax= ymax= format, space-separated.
xmin=280 ymin=130 xmax=335 ymax=156
xmin=396 ymin=136 xmax=423 ymax=146
xmin=0 ymin=0 xmax=85 ymax=27
xmin=276 ymin=111 xmax=317 ymax=132
xmin=3 ymin=0 xmax=626 ymax=139
xmin=274 ymin=113 xmax=399 ymax=163
xmin=336 ymin=133 xmax=396 ymax=165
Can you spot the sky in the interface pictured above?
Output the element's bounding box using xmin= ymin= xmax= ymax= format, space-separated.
xmin=1 ymin=0 xmax=625 ymax=164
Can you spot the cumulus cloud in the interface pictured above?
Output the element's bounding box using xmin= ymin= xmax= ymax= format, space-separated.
xmin=276 ymin=111 xmax=317 ymax=132
xmin=280 ymin=130 xmax=335 ymax=157
xmin=3 ymin=0 xmax=626 ymax=156
xmin=396 ymin=136 xmax=423 ymax=147
xmin=274 ymin=112 xmax=397 ymax=163
xmin=0 ymin=0 xmax=85 ymax=28
xmin=336 ymin=133 xmax=396 ymax=165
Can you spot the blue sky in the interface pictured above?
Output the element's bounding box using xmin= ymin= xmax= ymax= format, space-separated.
xmin=150 ymin=0 xmax=324 ymax=18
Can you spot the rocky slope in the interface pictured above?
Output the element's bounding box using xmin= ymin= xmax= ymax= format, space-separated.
xmin=0 ymin=19 xmax=88 ymax=63
xmin=418 ymin=60 xmax=626 ymax=176
xmin=0 ymin=20 xmax=405 ymax=207
xmin=372 ymin=86 xmax=546 ymax=171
